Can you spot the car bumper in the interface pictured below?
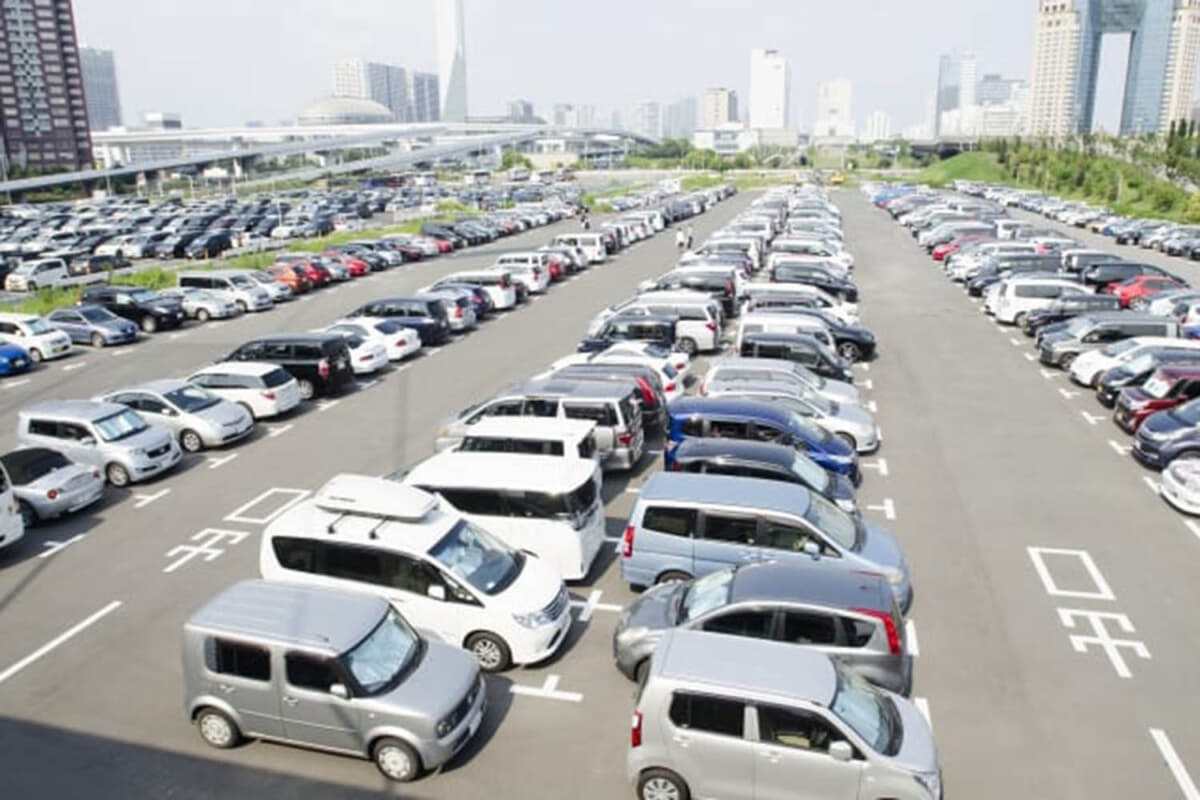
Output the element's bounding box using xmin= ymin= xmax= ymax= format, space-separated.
xmin=1160 ymin=468 xmax=1200 ymax=515
xmin=1131 ymin=437 xmax=1164 ymax=468
xmin=421 ymin=685 xmax=487 ymax=770
xmin=511 ymin=611 xmax=573 ymax=665
xmin=132 ymin=447 xmax=182 ymax=481
xmin=215 ymin=418 xmax=255 ymax=445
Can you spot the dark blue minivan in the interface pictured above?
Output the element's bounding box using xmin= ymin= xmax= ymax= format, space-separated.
xmin=663 ymin=396 xmax=861 ymax=485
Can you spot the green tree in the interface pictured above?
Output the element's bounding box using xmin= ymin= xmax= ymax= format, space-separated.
xmin=500 ymin=150 xmax=533 ymax=170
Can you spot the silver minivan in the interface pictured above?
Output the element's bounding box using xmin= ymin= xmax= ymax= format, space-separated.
xmin=182 ymin=580 xmax=485 ymax=782
xmin=17 ymin=399 xmax=181 ymax=487
xmin=628 ymin=629 xmax=940 ymax=800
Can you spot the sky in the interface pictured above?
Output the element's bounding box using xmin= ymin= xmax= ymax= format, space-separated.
xmin=73 ymin=0 xmax=1088 ymax=133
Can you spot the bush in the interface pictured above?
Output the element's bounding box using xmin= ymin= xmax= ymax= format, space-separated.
xmin=12 ymin=286 xmax=82 ymax=316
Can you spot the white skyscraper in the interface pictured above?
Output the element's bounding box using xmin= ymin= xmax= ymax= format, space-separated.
xmin=749 ymin=49 xmax=789 ymax=129
xmin=633 ymin=101 xmax=662 ymax=139
xmin=436 ymin=0 xmax=468 ymax=122
xmin=959 ymin=53 xmax=978 ymax=111
xmin=701 ymin=88 xmax=739 ymax=129
xmin=814 ymin=79 xmax=854 ymax=138
xmin=332 ymin=59 xmax=408 ymax=121
xmin=863 ymin=110 xmax=892 ymax=142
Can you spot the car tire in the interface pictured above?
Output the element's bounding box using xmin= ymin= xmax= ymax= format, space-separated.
xmin=837 ymin=341 xmax=862 ymax=361
xmin=179 ymin=429 xmax=204 ymax=453
xmin=237 ymin=402 xmax=257 ymax=420
xmin=91 ymin=333 xmax=106 ymax=348
xmin=296 ymin=379 xmax=315 ymax=401
xmin=638 ymin=768 xmax=690 ymax=800
xmin=196 ymin=308 xmax=210 ymax=322
xmin=141 ymin=316 xmax=157 ymax=334
xmin=836 ymin=432 xmax=858 ymax=451
xmin=466 ymin=631 xmax=511 ymax=672
xmin=655 ymin=570 xmax=691 ymax=585
xmin=1058 ymin=353 xmax=1077 ymax=369
xmin=17 ymin=500 xmax=36 ymax=529
xmin=27 ymin=281 xmax=35 ymax=291
xmin=1013 ymin=312 xmax=1027 ymax=329
xmin=236 ymin=300 xmax=248 ymax=313
xmin=105 ymin=463 xmax=130 ymax=488
xmin=677 ymin=337 xmax=698 ymax=356
xmin=372 ymin=737 xmax=421 ymax=782
xmin=196 ymin=707 xmax=240 ymax=749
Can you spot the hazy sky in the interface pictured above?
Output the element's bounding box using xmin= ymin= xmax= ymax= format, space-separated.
xmin=73 ymin=1 xmax=1129 ymax=132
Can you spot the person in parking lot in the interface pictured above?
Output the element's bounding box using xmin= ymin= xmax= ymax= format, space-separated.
xmin=675 ymin=227 xmax=687 ymax=249
xmin=685 ymin=225 xmax=694 ymax=248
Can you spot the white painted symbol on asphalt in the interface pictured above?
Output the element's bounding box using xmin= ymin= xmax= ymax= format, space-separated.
xmin=861 ymin=458 xmax=889 ymax=477
xmin=168 ymin=332 xmax=188 ymax=340
xmin=224 ymin=488 xmax=311 ymax=525
xmin=133 ymin=488 xmax=170 ymax=508
xmin=316 ymin=399 xmax=340 ymax=412
xmin=865 ymin=400 xmax=878 ymax=413
xmin=1027 ymin=547 xmax=1116 ymax=600
xmin=1024 ymin=353 xmax=1036 ymax=361
xmin=1150 ymin=728 xmax=1200 ymax=800
xmin=2 ymin=378 xmax=30 ymax=389
xmin=163 ymin=528 xmax=251 ymax=573
xmin=861 ymin=379 xmax=874 ymax=390
xmin=865 ymin=498 xmax=896 ymax=520
xmin=266 ymin=423 xmax=293 ymax=438
xmin=1010 ymin=337 xmax=1023 ymax=346
xmin=569 ymin=590 xmax=622 ymax=622
xmin=62 ymin=361 xmax=87 ymax=371
xmin=1109 ymin=440 xmax=1131 ymax=456
xmin=206 ymin=453 xmax=238 ymax=470
xmin=39 ymin=533 xmax=85 ymax=558
xmin=1080 ymin=410 xmax=1105 ymax=425
xmin=1059 ymin=388 xmax=1080 ymax=399
xmin=1040 ymin=368 xmax=1058 ymax=380
xmin=510 ymin=674 xmax=583 ymax=703
xmin=110 ymin=348 xmax=132 ymax=357
xmin=1056 ymin=608 xmax=1150 ymax=679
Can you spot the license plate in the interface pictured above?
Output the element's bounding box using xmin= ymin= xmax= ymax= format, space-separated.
xmin=13 ymin=360 xmax=24 ymax=368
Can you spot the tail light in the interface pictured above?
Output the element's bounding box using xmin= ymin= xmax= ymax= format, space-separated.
xmin=396 ymin=338 xmax=408 ymax=347
xmin=637 ymin=379 xmax=654 ymax=405
xmin=670 ymin=461 xmax=682 ymax=471
xmin=318 ymin=358 xmax=330 ymax=378
xmin=664 ymin=382 xmax=676 ymax=393
xmin=705 ymin=321 xmax=717 ymax=332
xmin=853 ymin=607 xmax=901 ymax=655
xmin=261 ymin=391 xmax=276 ymax=400
xmin=618 ymin=432 xmax=633 ymax=446
xmin=46 ymin=489 xmax=58 ymax=500
xmin=358 ymin=354 xmax=371 ymax=362
xmin=621 ymin=524 xmax=635 ymax=558
xmin=454 ymin=305 xmax=464 ymax=319
xmin=631 ymin=710 xmax=643 ymax=747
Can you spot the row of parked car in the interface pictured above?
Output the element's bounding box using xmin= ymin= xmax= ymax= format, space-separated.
xmin=869 ymin=180 xmax=1200 ymax=518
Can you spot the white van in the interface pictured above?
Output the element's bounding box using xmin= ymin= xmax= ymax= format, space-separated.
xmin=177 ymin=271 xmax=273 ymax=313
xmin=4 ymin=258 xmax=69 ymax=292
xmin=0 ymin=460 xmax=23 ymax=552
xmin=401 ymin=452 xmax=606 ymax=581
xmin=743 ymin=282 xmax=859 ymax=325
xmin=488 ymin=263 xmax=548 ymax=294
xmin=993 ymin=277 xmax=1088 ymax=324
xmin=454 ymin=416 xmax=600 ymax=462
xmin=736 ymin=310 xmax=835 ymax=350
xmin=589 ymin=293 xmax=722 ymax=354
xmin=553 ymin=233 xmax=607 ymax=263
xmin=0 ymin=313 xmax=73 ymax=362
xmin=260 ymin=474 xmax=571 ymax=672
xmin=996 ymin=219 xmax=1035 ymax=239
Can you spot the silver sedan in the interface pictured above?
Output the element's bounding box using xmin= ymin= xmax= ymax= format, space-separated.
xmin=1 ymin=447 xmax=105 ymax=527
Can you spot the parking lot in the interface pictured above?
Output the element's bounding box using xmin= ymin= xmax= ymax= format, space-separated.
xmin=1 ymin=186 xmax=1197 ymax=800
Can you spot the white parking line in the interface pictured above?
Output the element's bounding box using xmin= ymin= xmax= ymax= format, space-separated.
xmin=865 ymin=498 xmax=896 ymax=520
xmin=133 ymin=488 xmax=170 ymax=508
xmin=39 ymin=533 xmax=86 ymax=558
xmin=861 ymin=379 xmax=874 ymax=390
xmin=267 ymin=423 xmax=294 ymax=438
xmin=509 ymin=674 xmax=583 ymax=703
xmin=62 ymin=361 xmax=88 ymax=371
xmin=110 ymin=348 xmax=132 ymax=357
xmin=1185 ymin=521 xmax=1200 ymax=542
xmin=905 ymin=620 xmax=919 ymax=656
xmin=1024 ymin=353 xmax=1036 ymax=361
xmin=206 ymin=454 xmax=238 ymax=470
xmin=856 ymin=362 xmax=870 ymax=372
xmin=861 ymin=457 xmax=889 ymax=476
xmin=0 ymin=600 xmax=122 ymax=685
xmin=168 ymin=332 xmax=188 ymax=340
xmin=1080 ymin=410 xmax=1105 ymax=425
xmin=1010 ymin=337 xmax=1023 ymax=346
xmin=569 ymin=590 xmax=623 ymax=622
xmin=1143 ymin=476 xmax=1161 ymax=494
xmin=1150 ymin=728 xmax=1200 ymax=800
xmin=316 ymin=399 xmax=340 ymax=412
xmin=424 ymin=347 xmax=444 ymax=357
xmin=2 ymin=378 xmax=30 ymax=389
xmin=1040 ymin=368 xmax=1058 ymax=379
xmin=1109 ymin=440 xmax=1131 ymax=456
xmin=865 ymin=400 xmax=878 ymax=413
xmin=1059 ymin=388 xmax=1080 ymax=399
xmin=914 ymin=697 xmax=932 ymax=731
xmin=357 ymin=379 xmax=380 ymax=390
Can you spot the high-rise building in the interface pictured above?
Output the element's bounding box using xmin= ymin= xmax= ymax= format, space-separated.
xmin=436 ymin=0 xmax=468 ymax=122
xmin=959 ymin=53 xmax=978 ymax=110
xmin=0 ymin=0 xmax=92 ymax=172
xmin=935 ymin=53 xmax=961 ymax=136
xmin=508 ymin=99 xmax=534 ymax=123
xmin=863 ymin=110 xmax=893 ymax=142
xmin=749 ymin=49 xmax=789 ymax=129
xmin=979 ymin=73 xmax=1025 ymax=105
xmin=552 ymin=103 xmax=574 ymax=127
xmin=814 ymin=79 xmax=855 ymax=138
xmin=80 ymin=47 xmax=121 ymax=131
xmin=576 ymin=104 xmax=597 ymax=128
xmin=610 ymin=110 xmax=622 ymax=131
xmin=663 ymin=97 xmax=698 ymax=139
xmin=1028 ymin=0 xmax=1200 ymax=136
xmin=408 ymin=72 xmax=439 ymax=122
xmin=633 ymin=101 xmax=662 ymax=139
xmin=332 ymin=59 xmax=407 ymax=121
xmin=701 ymin=88 xmax=739 ymax=129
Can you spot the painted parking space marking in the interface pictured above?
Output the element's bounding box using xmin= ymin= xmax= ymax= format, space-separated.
xmin=133 ymin=488 xmax=170 ymax=508
xmin=865 ymin=498 xmax=896 ymax=520
xmin=163 ymin=528 xmax=251 ymax=573
xmin=569 ymin=590 xmax=623 ymax=622
xmin=1027 ymin=547 xmax=1116 ymax=600
xmin=1010 ymin=337 xmax=1023 ymax=346
xmin=168 ymin=331 xmax=189 ymax=340
xmin=1081 ymin=410 xmax=1105 ymax=425
xmin=906 ymin=619 xmax=919 ymax=657
xmin=266 ymin=423 xmax=294 ymax=438
xmin=1150 ymin=728 xmax=1200 ymax=800
xmin=861 ymin=379 xmax=873 ymax=390
xmin=1143 ymin=476 xmax=1161 ymax=494
xmin=206 ymin=454 xmax=238 ymax=470
xmin=1109 ymin=440 xmax=1131 ymax=456
xmin=39 ymin=533 xmax=86 ymax=559
xmin=1059 ymin=388 xmax=1080 ymax=399
xmin=61 ymin=361 xmax=88 ymax=371
xmin=0 ymin=600 xmax=122 ymax=686
xmin=357 ymin=379 xmax=380 ymax=390
xmin=510 ymin=674 xmax=583 ymax=703
xmin=1184 ymin=520 xmax=1200 ymax=542
xmin=856 ymin=362 xmax=870 ymax=372
xmin=861 ymin=457 xmax=889 ymax=476
xmin=914 ymin=697 xmax=932 ymax=731
xmin=865 ymin=400 xmax=878 ymax=413
xmin=1040 ymin=368 xmax=1058 ymax=380
xmin=316 ymin=399 xmax=340 ymax=412
xmin=1024 ymin=353 xmax=1036 ymax=362
xmin=2 ymin=378 xmax=30 ymax=389
xmin=110 ymin=348 xmax=133 ymax=357
xmin=1057 ymin=608 xmax=1150 ymax=678
xmin=224 ymin=488 xmax=311 ymax=525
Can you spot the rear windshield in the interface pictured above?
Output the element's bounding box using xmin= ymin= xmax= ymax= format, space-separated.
xmin=2 ymin=450 xmax=69 ymax=484
xmin=262 ymin=368 xmax=293 ymax=388
xmin=460 ymin=436 xmax=566 ymax=456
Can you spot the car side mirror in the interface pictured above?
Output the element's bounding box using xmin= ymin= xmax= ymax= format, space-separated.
xmin=427 ymin=584 xmax=446 ymax=601
xmin=829 ymin=740 xmax=853 ymax=762
xmin=802 ymin=540 xmax=821 ymax=559
xmin=329 ymin=683 xmax=349 ymax=700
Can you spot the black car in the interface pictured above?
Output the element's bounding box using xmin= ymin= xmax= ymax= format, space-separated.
xmin=431 ymin=283 xmax=494 ymax=317
xmin=1095 ymin=349 xmax=1200 ymax=407
xmin=184 ymin=232 xmax=233 ymax=259
xmin=577 ymin=314 xmax=678 ymax=353
xmin=753 ymin=306 xmax=877 ymax=361
xmin=770 ymin=261 xmax=859 ymax=302
xmin=419 ymin=223 xmax=466 ymax=248
xmin=739 ymin=331 xmax=853 ymax=382
xmin=346 ymin=296 xmax=452 ymax=345
xmin=223 ymin=333 xmax=354 ymax=400
xmin=78 ymin=285 xmax=186 ymax=333
xmin=669 ymin=437 xmax=859 ymax=514
xmin=149 ymin=231 xmax=202 ymax=258
xmin=1081 ymin=261 xmax=1170 ymax=290
xmin=1023 ymin=293 xmax=1122 ymax=337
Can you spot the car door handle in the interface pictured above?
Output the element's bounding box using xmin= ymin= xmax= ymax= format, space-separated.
xmin=671 ymin=735 xmax=691 ymax=748
xmin=760 ymin=749 xmax=782 ymax=764
xmin=282 ymin=696 xmax=299 ymax=707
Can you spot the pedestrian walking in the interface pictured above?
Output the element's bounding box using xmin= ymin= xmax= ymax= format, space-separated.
xmin=685 ymin=225 xmax=694 ymax=249
xmin=581 ymin=210 xmax=591 ymax=230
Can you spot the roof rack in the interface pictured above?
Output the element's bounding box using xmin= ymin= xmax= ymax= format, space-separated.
xmin=314 ymin=474 xmax=437 ymax=524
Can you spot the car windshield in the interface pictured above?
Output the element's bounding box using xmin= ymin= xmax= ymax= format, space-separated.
xmin=230 ymin=276 xmax=254 ymax=288
xmin=94 ymin=409 xmax=148 ymax=442
xmin=339 ymin=608 xmax=421 ymax=695
xmin=1123 ymin=354 xmax=1158 ymax=375
xmin=787 ymin=410 xmax=834 ymax=444
xmin=164 ymin=385 xmax=221 ymax=413
xmin=803 ymin=492 xmax=857 ymax=550
xmin=1102 ymin=339 xmax=1141 ymax=357
xmin=1171 ymin=398 xmax=1200 ymax=425
xmin=23 ymin=318 xmax=52 ymax=335
xmin=830 ymin=667 xmax=897 ymax=755
xmin=1065 ymin=317 xmax=1094 ymax=336
xmin=128 ymin=289 xmax=156 ymax=303
xmin=3 ymin=450 xmax=69 ymax=484
xmin=1143 ymin=374 xmax=1172 ymax=400
xmin=680 ymin=568 xmax=734 ymax=622
xmin=428 ymin=519 xmax=523 ymax=595
xmin=791 ymin=453 xmax=831 ymax=492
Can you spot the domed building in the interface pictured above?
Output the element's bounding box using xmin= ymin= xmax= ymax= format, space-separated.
xmin=296 ymin=96 xmax=396 ymax=126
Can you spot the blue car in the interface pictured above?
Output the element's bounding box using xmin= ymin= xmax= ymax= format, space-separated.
xmin=47 ymin=305 xmax=139 ymax=348
xmin=663 ymin=396 xmax=861 ymax=485
xmin=0 ymin=342 xmax=30 ymax=376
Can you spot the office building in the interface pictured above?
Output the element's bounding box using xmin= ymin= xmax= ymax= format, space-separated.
xmin=663 ymin=97 xmax=698 ymax=139
xmin=633 ymin=101 xmax=662 ymax=139
xmin=0 ymin=0 xmax=92 ymax=172
xmin=143 ymin=111 xmax=181 ymax=130
xmin=814 ymin=79 xmax=855 ymax=138
xmin=552 ymin=104 xmax=574 ymax=127
xmin=935 ymin=53 xmax=961 ymax=136
xmin=508 ymin=99 xmax=535 ymax=123
xmin=749 ymin=49 xmax=789 ymax=129
xmin=1028 ymin=0 xmax=1200 ymax=136
xmin=80 ymin=47 xmax=121 ymax=131
xmin=863 ymin=110 xmax=892 ymax=142
xmin=979 ymin=73 xmax=1025 ymax=105
xmin=332 ymin=59 xmax=409 ymax=121
xmin=436 ymin=0 xmax=468 ymax=122
xmin=408 ymin=72 xmax=439 ymax=122
xmin=959 ymin=53 xmax=978 ymax=110
xmin=701 ymin=88 xmax=738 ymax=129
xmin=610 ymin=110 xmax=622 ymax=131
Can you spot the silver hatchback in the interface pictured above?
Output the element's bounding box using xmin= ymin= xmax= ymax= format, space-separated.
xmin=96 ymin=379 xmax=254 ymax=453
xmin=0 ymin=447 xmax=105 ymax=527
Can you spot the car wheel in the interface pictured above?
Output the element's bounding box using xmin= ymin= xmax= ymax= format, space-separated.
xmin=1059 ymin=353 xmax=1077 ymax=369
xmin=236 ymin=300 xmax=248 ymax=313
xmin=638 ymin=769 xmax=690 ymax=800
xmin=836 ymin=431 xmax=858 ymax=451
xmin=677 ymin=337 xmax=698 ymax=356
xmin=179 ymin=429 xmax=204 ymax=453
xmin=372 ymin=737 xmax=421 ymax=782
xmin=27 ymin=281 xmax=35 ymax=291
xmin=655 ymin=570 xmax=691 ymax=585
xmin=837 ymin=341 xmax=862 ymax=361
xmin=237 ymin=402 xmax=257 ymax=421
xmin=91 ymin=333 xmax=106 ymax=348
xmin=466 ymin=631 xmax=511 ymax=672
xmin=105 ymin=463 xmax=130 ymax=488
xmin=17 ymin=500 xmax=36 ymax=529
xmin=141 ymin=316 xmax=158 ymax=333
xmin=296 ymin=379 xmax=315 ymax=401
xmin=196 ymin=708 xmax=240 ymax=749
xmin=1013 ymin=312 xmax=1027 ymax=328
xmin=196 ymin=308 xmax=210 ymax=322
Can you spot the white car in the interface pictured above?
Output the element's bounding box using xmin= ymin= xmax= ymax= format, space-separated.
xmin=316 ymin=327 xmax=388 ymax=375
xmin=185 ymin=362 xmax=303 ymax=420
xmin=0 ymin=313 xmax=72 ymax=362
xmin=490 ymin=263 xmax=549 ymax=294
xmin=1069 ymin=337 xmax=1200 ymax=387
xmin=549 ymin=348 xmax=687 ymax=402
xmin=1160 ymin=458 xmax=1200 ymax=515
xmin=4 ymin=258 xmax=69 ymax=292
xmin=427 ymin=271 xmax=518 ymax=310
xmin=328 ymin=318 xmax=422 ymax=361
xmin=992 ymin=278 xmax=1089 ymax=325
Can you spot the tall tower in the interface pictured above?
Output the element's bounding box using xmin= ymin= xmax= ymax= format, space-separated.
xmin=436 ymin=0 xmax=468 ymax=122
xmin=748 ymin=49 xmax=789 ymax=130
xmin=80 ymin=47 xmax=122 ymax=131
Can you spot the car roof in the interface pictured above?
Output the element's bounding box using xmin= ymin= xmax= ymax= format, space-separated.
xmin=640 ymin=471 xmax=811 ymax=516
xmin=115 ymin=379 xmax=193 ymax=395
xmin=512 ymin=377 xmax=630 ymax=399
xmin=1155 ymin=364 xmax=1200 ymax=380
xmin=20 ymin=399 xmax=127 ymax=421
xmin=244 ymin=332 xmax=343 ymax=344
xmin=655 ymin=628 xmax=836 ymax=706
xmin=709 ymin=355 xmax=803 ymax=373
xmin=1078 ymin=311 xmax=1171 ymax=324
xmin=404 ymin=451 xmax=597 ymax=491
xmin=729 ymin=561 xmax=888 ymax=611
xmin=186 ymin=579 xmax=386 ymax=655
xmin=0 ymin=313 xmax=41 ymax=323
xmin=462 ymin=416 xmax=596 ymax=440
xmin=673 ymin=436 xmax=797 ymax=468
xmin=190 ymin=361 xmax=280 ymax=376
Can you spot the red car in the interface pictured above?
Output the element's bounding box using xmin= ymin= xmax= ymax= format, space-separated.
xmin=1105 ymin=274 xmax=1188 ymax=308
xmin=544 ymin=255 xmax=564 ymax=281
xmin=932 ymin=234 xmax=990 ymax=262
xmin=324 ymin=252 xmax=369 ymax=277
xmin=1114 ymin=365 xmax=1200 ymax=432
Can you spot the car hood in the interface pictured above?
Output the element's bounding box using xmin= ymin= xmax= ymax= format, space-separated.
xmin=193 ymin=400 xmax=251 ymax=428
xmin=0 ymin=343 xmax=27 ymax=359
xmin=1040 ymin=331 xmax=1074 ymax=349
xmin=857 ymin=521 xmax=905 ymax=574
xmin=817 ymin=379 xmax=860 ymax=406
xmin=498 ymin=554 xmax=563 ymax=614
xmin=833 ymin=403 xmax=875 ymax=430
xmin=1139 ymin=408 xmax=1188 ymax=438
xmin=122 ymin=425 xmax=173 ymax=452
xmin=1070 ymin=349 xmax=1110 ymax=374
xmin=94 ymin=317 xmax=137 ymax=333
xmin=618 ymin=581 xmax=680 ymax=636
xmin=364 ymin=640 xmax=479 ymax=720
xmin=888 ymin=693 xmax=939 ymax=775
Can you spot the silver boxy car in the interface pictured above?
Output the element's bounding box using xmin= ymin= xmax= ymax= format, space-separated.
xmin=157 ymin=287 xmax=240 ymax=322
xmin=629 ymin=629 xmax=940 ymax=800
xmin=613 ymin=561 xmax=911 ymax=693
xmin=182 ymin=580 xmax=486 ymax=782
xmin=701 ymin=356 xmax=861 ymax=406
xmin=0 ymin=447 xmax=105 ymax=527
xmin=16 ymin=400 xmax=181 ymax=487
xmin=96 ymin=380 xmax=254 ymax=453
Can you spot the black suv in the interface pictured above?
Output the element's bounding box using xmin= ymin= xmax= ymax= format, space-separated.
xmin=739 ymin=332 xmax=853 ymax=382
xmin=346 ymin=296 xmax=452 ymax=345
xmin=78 ymin=285 xmax=186 ymax=333
xmin=770 ymin=261 xmax=859 ymax=302
xmin=222 ymin=333 xmax=354 ymax=399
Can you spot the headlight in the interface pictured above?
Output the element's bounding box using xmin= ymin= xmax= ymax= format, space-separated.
xmin=132 ymin=448 xmax=147 ymax=457
xmin=435 ymin=716 xmax=453 ymax=737
xmin=513 ymin=610 xmax=552 ymax=629
xmin=914 ymin=769 xmax=941 ymax=799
